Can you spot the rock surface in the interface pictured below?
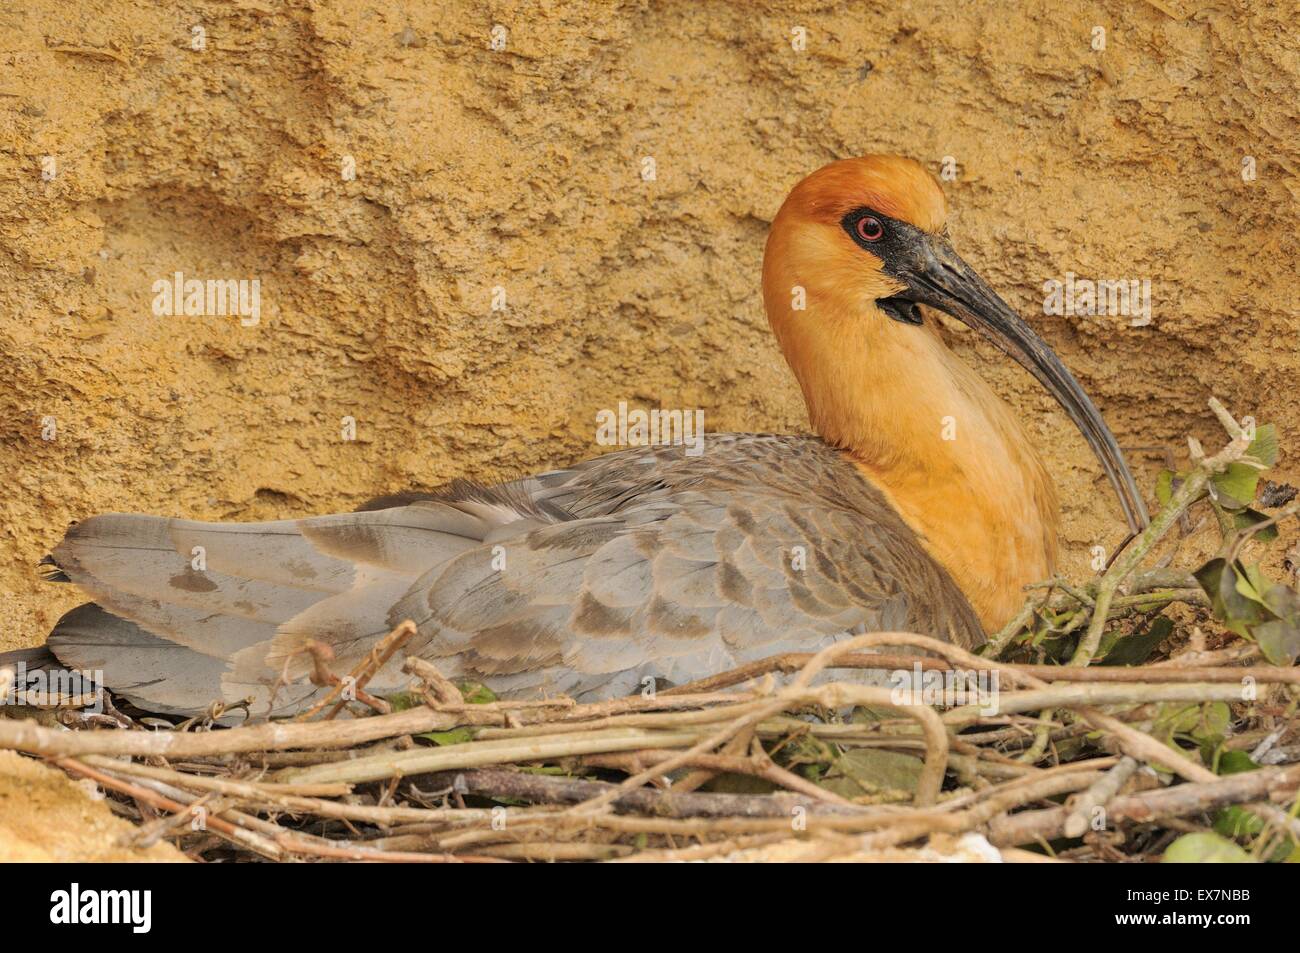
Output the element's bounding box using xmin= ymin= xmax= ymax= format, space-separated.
xmin=0 ymin=750 xmax=186 ymax=861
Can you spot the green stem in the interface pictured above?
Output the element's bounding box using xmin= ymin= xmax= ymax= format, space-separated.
xmin=1070 ymin=469 xmax=1210 ymax=667
xmin=984 ymin=597 xmax=1041 ymax=659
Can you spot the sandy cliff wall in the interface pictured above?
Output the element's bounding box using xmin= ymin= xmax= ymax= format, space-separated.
xmin=1 ymin=0 xmax=1298 ymax=650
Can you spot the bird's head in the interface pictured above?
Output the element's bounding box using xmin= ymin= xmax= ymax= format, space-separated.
xmin=762 ymin=155 xmax=1149 ymax=536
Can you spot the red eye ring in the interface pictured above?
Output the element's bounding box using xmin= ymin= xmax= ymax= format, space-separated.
xmin=856 ymin=216 xmax=884 ymax=242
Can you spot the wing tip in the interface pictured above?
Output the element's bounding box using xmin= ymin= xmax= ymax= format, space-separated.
xmin=37 ymin=554 xmax=70 ymax=583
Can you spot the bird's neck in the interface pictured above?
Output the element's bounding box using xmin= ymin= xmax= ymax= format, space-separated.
xmin=774 ymin=304 xmax=1059 ymax=632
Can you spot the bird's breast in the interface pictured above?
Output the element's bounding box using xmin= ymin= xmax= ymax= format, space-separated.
xmin=847 ymin=417 xmax=1060 ymax=634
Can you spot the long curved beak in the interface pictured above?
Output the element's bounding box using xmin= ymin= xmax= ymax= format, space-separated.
xmin=891 ymin=237 xmax=1150 ymax=535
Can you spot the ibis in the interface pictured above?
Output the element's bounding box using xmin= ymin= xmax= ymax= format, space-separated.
xmin=22 ymin=155 xmax=1148 ymax=718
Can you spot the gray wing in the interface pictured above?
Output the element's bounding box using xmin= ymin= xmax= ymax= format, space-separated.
xmin=40 ymin=435 xmax=981 ymax=717
xmin=43 ymin=500 xmax=523 ymax=715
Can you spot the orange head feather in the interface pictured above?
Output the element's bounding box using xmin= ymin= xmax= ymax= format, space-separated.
xmin=775 ymin=155 xmax=948 ymax=234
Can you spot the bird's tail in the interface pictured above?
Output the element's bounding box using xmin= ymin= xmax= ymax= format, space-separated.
xmin=33 ymin=503 xmax=512 ymax=718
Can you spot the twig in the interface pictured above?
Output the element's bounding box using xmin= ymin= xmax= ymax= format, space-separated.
xmin=56 ymin=757 xmax=284 ymax=860
xmin=325 ymin=620 xmax=417 ymax=719
xmin=275 ymin=727 xmax=713 ymax=786
xmin=419 ymin=768 xmax=864 ymax=818
xmin=664 ymin=652 xmax=951 ymax=695
xmin=989 ymin=763 xmax=1300 ymax=846
xmin=0 ymin=705 xmax=468 ymax=758
xmin=403 ymin=656 xmax=465 ymax=706
xmin=294 ymin=621 xmax=417 ymax=721
xmin=1071 ymin=397 xmax=1254 ymax=667
xmin=942 ymin=682 xmax=1249 ymax=726
xmin=1063 ymin=756 xmax=1140 ymax=837
xmin=668 ymin=650 xmax=1298 ymax=688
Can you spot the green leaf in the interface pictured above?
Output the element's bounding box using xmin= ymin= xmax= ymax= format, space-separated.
xmin=416 ymin=727 xmax=475 ymax=745
xmin=1217 ymin=750 xmax=1260 ymax=775
xmin=1213 ymin=805 xmax=1263 ymax=839
xmin=1194 ymin=558 xmax=1228 ymax=613
xmin=1262 ymin=582 xmax=1300 ymax=620
xmin=1195 ymin=557 xmax=1300 ymax=664
xmin=1023 ymin=627 xmax=1075 ymax=663
xmin=1194 ymin=558 xmax=1267 ymax=637
xmin=457 ymin=681 xmax=497 ymax=705
xmin=385 ymin=691 xmax=420 ymax=711
xmin=1253 ymin=619 xmax=1300 ymax=666
xmin=1213 ymin=464 xmax=1261 ymax=510
xmin=1198 ymin=702 xmax=1232 ymax=742
xmin=1099 ymin=616 xmax=1172 ymax=666
xmin=1163 ymin=832 xmax=1255 ymax=863
xmin=1237 ymin=562 xmax=1271 ymax=603
xmin=852 ymin=705 xmax=914 ymax=726
xmin=1258 ymin=582 xmax=1300 ymax=664
xmin=1232 ymin=508 xmax=1279 ymax=543
xmin=1209 ymin=424 xmax=1278 ymax=509
xmin=1213 ymin=805 xmax=1296 ymax=862
xmin=1247 ymin=423 xmax=1279 ymax=467
xmin=822 ymin=748 xmax=923 ymax=798
xmin=1152 ymin=702 xmax=1201 ymax=740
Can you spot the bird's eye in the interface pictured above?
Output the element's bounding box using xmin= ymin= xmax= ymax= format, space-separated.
xmin=856 ymin=216 xmax=884 ymax=242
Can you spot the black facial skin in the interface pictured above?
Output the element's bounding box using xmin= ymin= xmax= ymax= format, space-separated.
xmin=840 ymin=208 xmax=929 ymax=325
xmin=838 ymin=205 xmax=1151 ymax=537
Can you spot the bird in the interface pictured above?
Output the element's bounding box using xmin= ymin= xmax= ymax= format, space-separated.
xmin=17 ymin=155 xmax=1149 ymax=720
